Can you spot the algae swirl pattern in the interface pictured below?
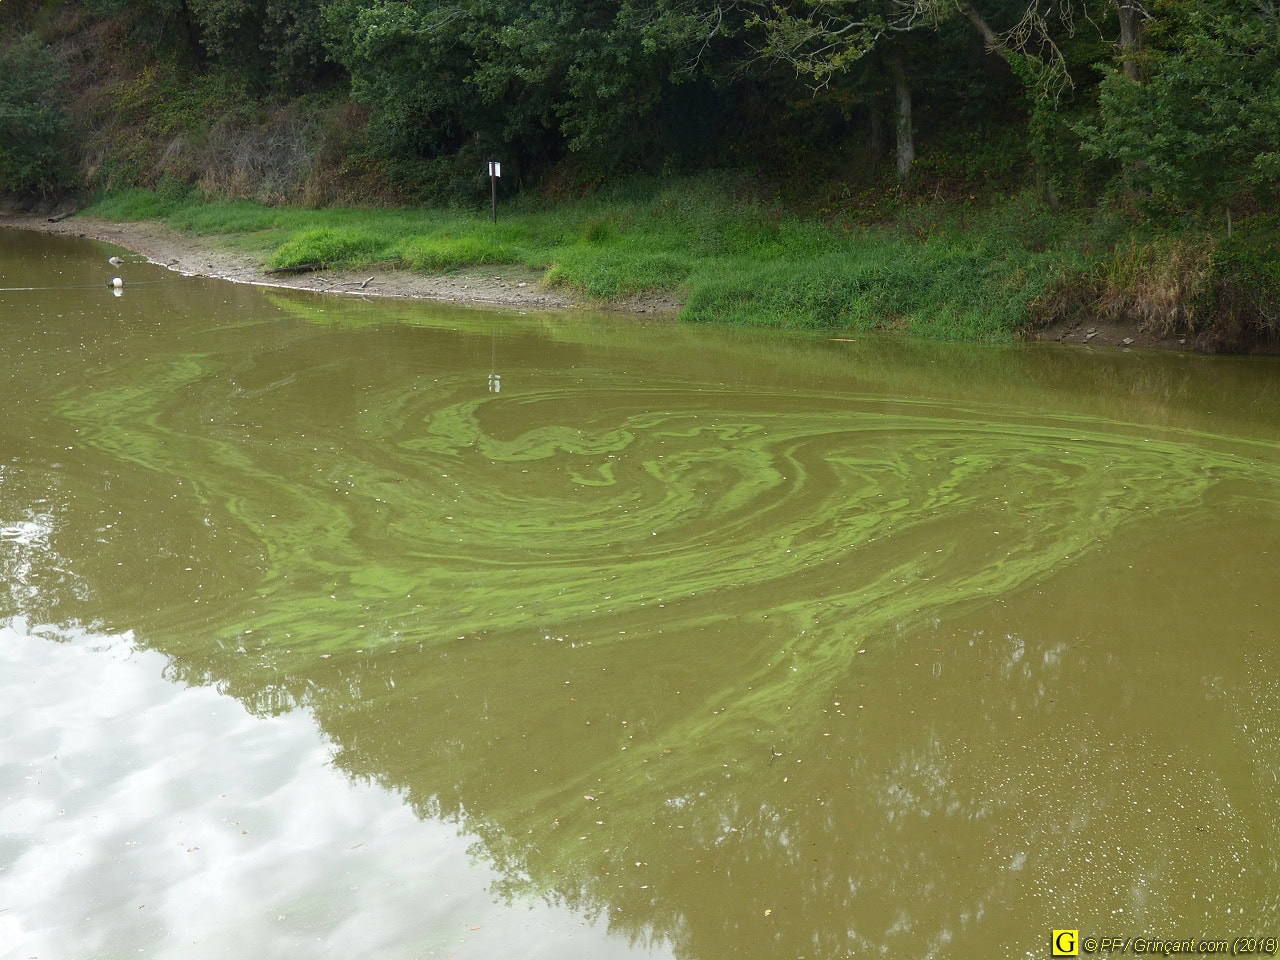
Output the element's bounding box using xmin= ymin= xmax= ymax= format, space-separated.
xmin=50 ymin=349 xmax=1278 ymax=682
xmin=6 ymin=296 xmax=1280 ymax=959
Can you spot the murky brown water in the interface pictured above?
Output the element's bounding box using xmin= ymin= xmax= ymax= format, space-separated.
xmin=2 ymin=225 xmax=1279 ymax=959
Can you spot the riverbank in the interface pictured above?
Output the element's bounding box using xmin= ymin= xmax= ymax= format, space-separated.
xmin=0 ymin=213 xmax=636 ymax=313
xmin=14 ymin=182 xmax=1089 ymax=342
xmin=3 ymin=184 xmax=1265 ymax=353
xmin=5 ymin=5 xmax=1279 ymax=355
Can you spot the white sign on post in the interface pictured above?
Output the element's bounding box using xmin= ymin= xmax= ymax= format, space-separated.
xmin=488 ymin=160 xmax=502 ymax=223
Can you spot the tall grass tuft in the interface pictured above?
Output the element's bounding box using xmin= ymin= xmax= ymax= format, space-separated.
xmin=397 ymin=235 xmax=518 ymax=271
xmin=267 ymin=227 xmax=393 ymax=269
xmin=1092 ymin=237 xmax=1214 ymax=337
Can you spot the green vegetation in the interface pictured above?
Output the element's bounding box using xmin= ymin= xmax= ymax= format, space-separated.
xmin=84 ymin=178 xmax=1115 ymax=340
xmin=1081 ymin=1 xmax=1280 ymax=215
xmin=3 ymin=0 xmax=1279 ymax=347
xmin=0 ymin=34 xmax=72 ymax=195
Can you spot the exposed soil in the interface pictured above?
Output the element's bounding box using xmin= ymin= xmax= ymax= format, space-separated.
xmin=1 ymin=213 xmax=681 ymax=316
xmin=1025 ymin=315 xmax=1195 ymax=352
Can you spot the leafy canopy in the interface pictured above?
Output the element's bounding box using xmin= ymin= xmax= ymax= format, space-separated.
xmin=1081 ymin=0 xmax=1280 ymax=210
xmin=0 ymin=34 xmax=72 ymax=195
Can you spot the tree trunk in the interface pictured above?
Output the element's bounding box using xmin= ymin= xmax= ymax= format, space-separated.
xmin=1116 ymin=0 xmax=1142 ymax=81
xmin=889 ymin=54 xmax=913 ymax=183
xmin=960 ymin=2 xmax=999 ymax=48
xmin=1035 ymin=165 xmax=1060 ymax=209
xmin=868 ymin=99 xmax=886 ymax=159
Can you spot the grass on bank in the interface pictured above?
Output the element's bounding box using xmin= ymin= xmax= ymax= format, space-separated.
xmin=85 ymin=177 xmax=1126 ymax=341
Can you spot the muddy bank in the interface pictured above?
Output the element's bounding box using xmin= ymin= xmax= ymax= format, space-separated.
xmin=1025 ymin=315 xmax=1195 ymax=352
xmin=1029 ymin=302 xmax=1280 ymax=355
xmin=0 ymin=213 xmax=683 ymax=316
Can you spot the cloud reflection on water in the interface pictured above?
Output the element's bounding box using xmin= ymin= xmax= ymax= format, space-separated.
xmin=0 ymin=621 xmax=674 ymax=960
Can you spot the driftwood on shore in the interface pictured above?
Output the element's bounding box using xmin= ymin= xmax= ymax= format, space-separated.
xmin=264 ymin=262 xmax=324 ymax=275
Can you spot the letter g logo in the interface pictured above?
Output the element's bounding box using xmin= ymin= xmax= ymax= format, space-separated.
xmin=1052 ymin=930 xmax=1080 ymax=956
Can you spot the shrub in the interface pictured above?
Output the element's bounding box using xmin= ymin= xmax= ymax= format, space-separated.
xmin=1203 ymin=219 xmax=1280 ymax=349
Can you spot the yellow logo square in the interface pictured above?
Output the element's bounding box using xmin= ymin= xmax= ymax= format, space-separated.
xmin=1052 ymin=930 xmax=1079 ymax=956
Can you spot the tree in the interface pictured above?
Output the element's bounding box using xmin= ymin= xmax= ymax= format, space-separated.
xmin=1115 ymin=0 xmax=1145 ymax=79
xmin=185 ymin=0 xmax=334 ymax=90
xmin=1080 ymin=0 xmax=1280 ymax=216
xmin=324 ymin=0 xmax=729 ymax=190
xmin=0 ymin=35 xmax=72 ymax=196
xmin=747 ymin=1 xmax=1080 ymax=181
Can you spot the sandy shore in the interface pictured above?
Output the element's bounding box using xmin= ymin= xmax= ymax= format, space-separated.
xmin=1 ymin=213 xmax=683 ymax=316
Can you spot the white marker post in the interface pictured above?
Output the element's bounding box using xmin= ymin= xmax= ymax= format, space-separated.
xmin=488 ymin=160 xmax=502 ymax=223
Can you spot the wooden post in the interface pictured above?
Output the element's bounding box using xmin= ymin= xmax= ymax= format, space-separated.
xmin=488 ymin=160 xmax=501 ymax=223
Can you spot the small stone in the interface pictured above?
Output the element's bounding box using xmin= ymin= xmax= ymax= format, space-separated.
xmin=1121 ymin=337 xmax=1135 ymax=346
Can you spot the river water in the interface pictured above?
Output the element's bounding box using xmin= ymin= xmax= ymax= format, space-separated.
xmin=2 ymin=226 xmax=1278 ymax=959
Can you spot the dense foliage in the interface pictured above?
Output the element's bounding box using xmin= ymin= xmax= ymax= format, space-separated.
xmin=4 ymin=0 xmax=1275 ymax=214
xmin=0 ymin=34 xmax=72 ymax=196
xmin=1081 ymin=0 xmax=1280 ymax=213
